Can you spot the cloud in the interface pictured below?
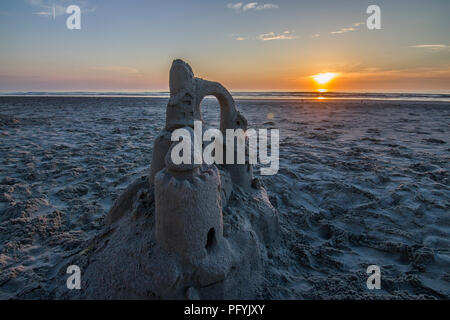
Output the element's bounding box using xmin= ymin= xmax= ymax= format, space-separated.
xmin=255 ymin=4 xmax=278 ymax=10
xmin=339 ymin=66 xmax=450 ymax=81
xmin=28 ymin=0 xmax=44 ymax=5
xmin=227 ymin=3 xmax=243 ymax=10
xmin=330 ymin=22 xmax=364 ymax=35
xmin=232 ymin=30 xmax=295 ymax=41
xmin=258 ymin=31 xmax=296 ymax=41
xmin=330 ymin=27 xmax=355 ymax=34
xmin=93 ymin=66 xmax=141 ymax=75
xmin=310 ymin=34 xmax=320 ymax=38
xmin=35 ymin=4 xmax=66 ymax=17
xmin=227 ymin=2 xmax=279 ymax=12
xmin=33 ymin=11 xmax=53 ymax=16
xmin=242 ymin=2 xmax=258 ymax=11
xmin=229 ymin=33 xmax=247 ymax=41
xmin=409 ymin=44 xmax=450 ymax=51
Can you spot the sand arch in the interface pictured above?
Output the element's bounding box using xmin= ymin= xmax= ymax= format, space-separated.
xmin=194 ymin=78 xmax=247 ymax=133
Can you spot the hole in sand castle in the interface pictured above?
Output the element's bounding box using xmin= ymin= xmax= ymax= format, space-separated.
xmin=199 ymin=96 xmax=221 ymax=127
xmin=206 ymin=228 xmax=216 ymax=252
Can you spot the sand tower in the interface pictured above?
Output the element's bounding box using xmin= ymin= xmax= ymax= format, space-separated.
xmin=154 ymin=128 xmax=224 ymax=263
xmin=151 ymin=60 xmax=253 ymax=262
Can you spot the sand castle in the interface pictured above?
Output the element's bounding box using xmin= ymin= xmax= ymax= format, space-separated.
xmin=60 ymin=60 xmax=279 ymax=299
xmin=151 ymin=60 xmax=253 ymax=263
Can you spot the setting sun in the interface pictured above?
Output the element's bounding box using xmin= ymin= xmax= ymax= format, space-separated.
xmin=312 ymin=72 xmax=338 ymax=85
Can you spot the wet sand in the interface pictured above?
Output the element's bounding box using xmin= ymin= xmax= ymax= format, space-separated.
xmin=0 ymin=96 xmax=449 ymax=299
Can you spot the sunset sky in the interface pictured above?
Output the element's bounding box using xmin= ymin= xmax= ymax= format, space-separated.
xmin=0 ymin=0 xmax=449 ymax=91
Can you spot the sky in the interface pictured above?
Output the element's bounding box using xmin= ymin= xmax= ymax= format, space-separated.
xmin=0 ymin=0 xmax=449 ymax=91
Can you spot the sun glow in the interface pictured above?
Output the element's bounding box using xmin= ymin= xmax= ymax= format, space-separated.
xmin=312 ymin=72 xmax=338 ymax=85
xmin=317 ymin=88 xmax=328 ymax=93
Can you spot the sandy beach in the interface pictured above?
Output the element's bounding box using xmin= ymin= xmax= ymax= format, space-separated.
xmin=0 ymin=96 xmax=449 ymax=299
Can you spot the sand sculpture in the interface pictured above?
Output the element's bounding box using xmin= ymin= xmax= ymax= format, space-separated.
xmin=59 ymin=60 xmax=279 ymax=299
